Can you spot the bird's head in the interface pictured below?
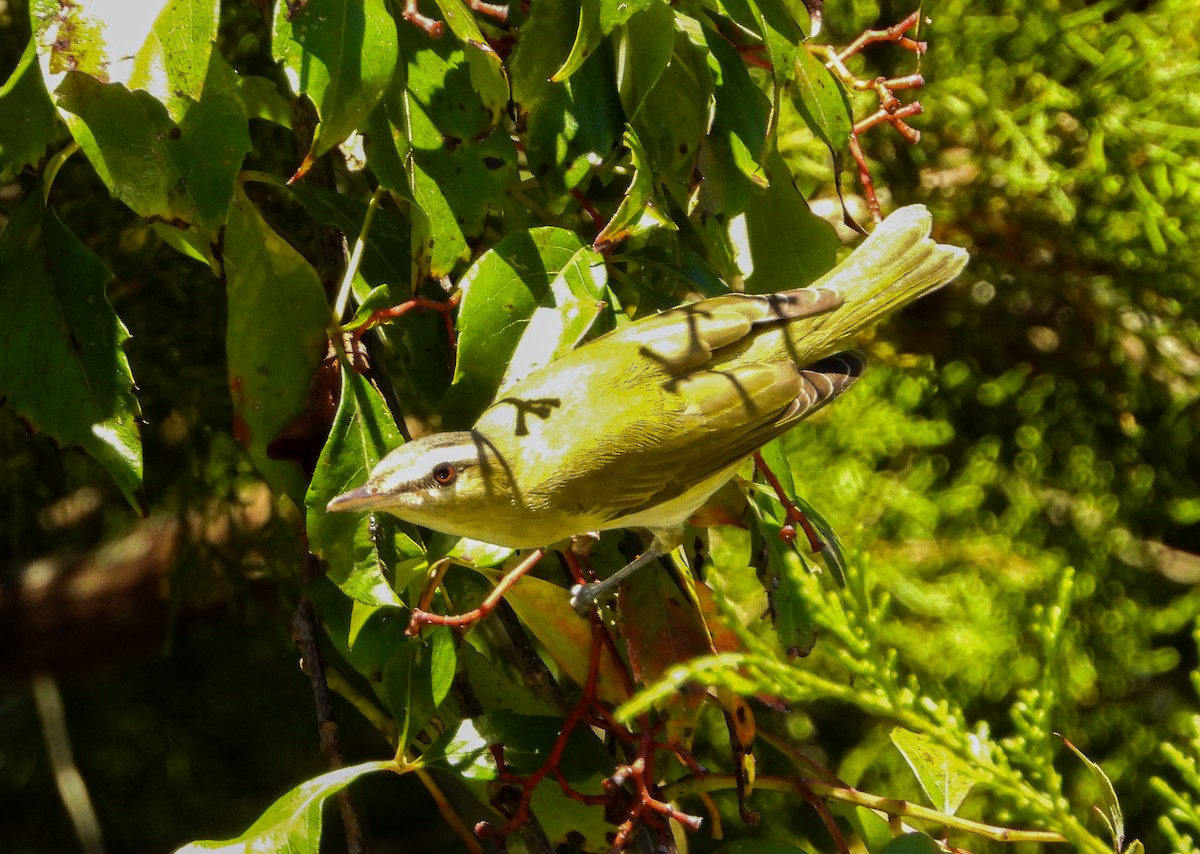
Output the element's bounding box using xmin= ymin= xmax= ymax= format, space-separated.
xmin=326 ymin=430 xmax=524 ymax=544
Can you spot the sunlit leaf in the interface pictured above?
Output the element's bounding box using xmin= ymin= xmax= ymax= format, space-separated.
xmin=365 ymin=25 xmax=516 ymax=279
xmin=440 ymin=227 xmax=607 ymax=427
xmin=595 ymin=127 xmax=676 ymax=250
xmin=891 ymin=727 xmax=979 ymax=816
xmin=49 ymin=55 xmax=248 ymax=231
xmin=174 ymin=760 xmax=398 ymax=853
xmin=1062 ymin=734 xmax=1126 ymax=851
xmin=272 ymin=0 xmax=398 ymax=165
xmin=849 ymin=805 xmax=894 ymax=853
xmin=430 ymin=0 xmax=510 ymax=127
xmin=496 ymin=570 xmax=629 ymax=704
xmin=738 ymin=149 xmax=839 ymax=293
xmin=790 ymin=47 xmax=858 ymax=228
xmin=32 ymin=0 xmax=218 ymax=104
xmin=31 ymin=0 xmax=245 ymax=230
xmin=510 ymin=0 xmax=623 ymax=194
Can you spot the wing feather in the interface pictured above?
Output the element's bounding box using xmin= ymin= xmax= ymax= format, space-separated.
xmin=591 ymin=352 xmax=866 ymax=523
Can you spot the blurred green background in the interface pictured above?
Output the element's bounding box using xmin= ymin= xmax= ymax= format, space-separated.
xmin=2 ymin=0 xmax=1198 ymax=851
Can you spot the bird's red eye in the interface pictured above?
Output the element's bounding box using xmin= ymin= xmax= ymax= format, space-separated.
xmin=431 ymin=463 xmax=457 ymax=486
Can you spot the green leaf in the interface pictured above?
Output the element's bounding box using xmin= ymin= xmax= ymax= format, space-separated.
xmin=125 ymin=0 xmax=221 ymax=114
xmin=290 ymin=185 xmax=412 ymax=296
xmin=0 ymin=190 xmax=143 ymax=510
xmin=695 ymin=27 xmax=770 ymax=216
xmin=422 ymin=709 xmax=620 ymax=851
xmin=719 ymin=0 xmax=806 ymax=144
xmin=429 ymin=0 xmax=511 ymax=127
xmin=306 ymin=573 xmax=415 ymax=684
xmin=238 ymin=74 xmax=293 ymax=127
xmin=0 ymin=40 xmax=59 ymax=183
xmin=628 ymin=14 xmax=713 ymax=179
xmin=223 ymin=184 xmax=331 ymax=506
xmin=880 ymin=832 xmax=942 ymax=854
xmin=307 ymin=358 xmax=415 ymax=607
xmin=382 ymin=629 xmax=441 ymax=750
xmin=495 ymin=570 xmax=628 ymax=705
xmin=510 ymin=0 xmax=623 ymax=195
xmin=849 ymin=805 xmax=894 ymax=853
xmin=365 ymin=26 xmax=517 ymax=279
xmin=714 ymin=841 xmax=813 ymax=854
xmin=747 ymin=484 xmax=816 ymax=658
xmin=739 ymin=148 xmax=839 ymax=294
xmin=552 ymin=0 xmax=599 ymax=83
xmin=762 ymin=435 xmax=846 ymax=585
xmin=31 ymin=0 xmax=217 ymax=103
xmin=429 ymin=622 xmax=457 ymax=706
xmin=31 ymin=0 xmax=245 ymax=230
xmin=890 ymin=727 xmax=979 ymax=816
xmin=790 ymin=47 xmax=858 ymax=227
xmin=790 ymin=47 xmax=853 ymax=166
xmin=440 ymin=227 xmax=607 ymax=427
xmin=419 ymin=717 xmax=497 ymax=780
xmin=272 ymin=0 xmax=398 ymax=163
xmin=458 ymin=642 xmax=556 ymax=716
xmin=444 ymin=535 xmax=514 ymax=568
xmin=1062 ymin=734 xmax=1126 ymax=851
xmin=613 ymin=0 xmax=674 ymax=118
xmin=595 ymin=127 xmax=677 ymax=250
xmin=49 ymin=54 xmax=249 ymax=231
xmin=471 ymin=710 xmax=612 ymax=781
xmin=174 ymin=760 xmax=398 ymax=853
xmin=554 ymin=0 xmax=658 ymax=83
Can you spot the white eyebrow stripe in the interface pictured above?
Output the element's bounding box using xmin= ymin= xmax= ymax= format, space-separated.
xmin=405 ymin=441 xmax=480 ymax=479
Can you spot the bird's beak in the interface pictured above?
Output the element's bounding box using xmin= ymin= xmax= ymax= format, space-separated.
xmin=327 ymin=484 xmax=384 ymax=513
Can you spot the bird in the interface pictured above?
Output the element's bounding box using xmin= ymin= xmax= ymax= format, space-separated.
xmin=328 ymin=205 xmax=968 ymax=612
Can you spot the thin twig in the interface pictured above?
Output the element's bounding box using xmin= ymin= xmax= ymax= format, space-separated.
xmin=32 ymin=674 xmax=105 ymax=854
xmin=408 ymin=550 xmax=545 ymax=633
xmin=664 ymin=773 xmax=1072 ymax=845
xmin=294 ymin=587 xmax=366 ymax=854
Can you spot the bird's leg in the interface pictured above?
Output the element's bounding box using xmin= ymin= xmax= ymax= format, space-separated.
xmin=568 ymin=546 xmax=666 ymax=615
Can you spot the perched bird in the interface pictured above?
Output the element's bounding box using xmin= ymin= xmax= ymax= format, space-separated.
xmin=328 ymin=205 xmax=968 ymax=611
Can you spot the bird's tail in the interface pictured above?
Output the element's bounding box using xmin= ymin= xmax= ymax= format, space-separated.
xmin=786 ymin=205 xmax=969 ymax=359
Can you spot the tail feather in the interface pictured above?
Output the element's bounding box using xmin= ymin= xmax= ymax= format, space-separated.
xmin=789 ymin=205 xmax=968 ymax=358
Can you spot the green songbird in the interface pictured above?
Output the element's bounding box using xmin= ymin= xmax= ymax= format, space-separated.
xmin=328 ymin=205 xmax=968 ymax=611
